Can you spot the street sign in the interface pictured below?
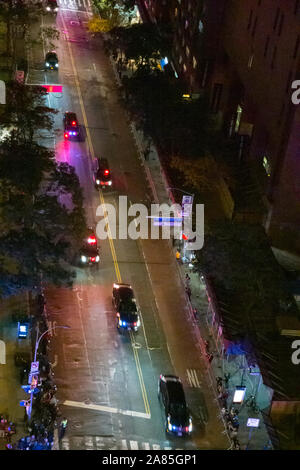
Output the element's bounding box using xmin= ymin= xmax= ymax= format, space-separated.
xmin=181 ymin=195 xmax=193 ymax=218
xmin=30 ymin=361 xmax=39 ymax=374
xmin=247 ymin=418 xmax=260 ymax=428
xmin=21 ymin=385 xmax=31 ymax=393
xmin=42 ymin=84 xmax=63 ymax=93
xmin=18 ymin=322 xmax=29 ymax=338
xmin=20 ymin=400 xmax=30 ymax=407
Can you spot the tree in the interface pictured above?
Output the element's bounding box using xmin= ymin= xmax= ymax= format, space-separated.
xmin=0 ymin=0 xmax=42 ymax=56
xmin=87 ymin=16 xmax=112 ymax=34
xmin=92 ymin=0 xmax=136 ymax=27
xmin=38 ymin=25 xmax=60 ymax=51
xmin=0 ymin=140 xmax=87 ymax=298
xmin=0 ymin=81 xmax=57 ymax=144
xmin=109 ymin=22 xmax=170 ymax=66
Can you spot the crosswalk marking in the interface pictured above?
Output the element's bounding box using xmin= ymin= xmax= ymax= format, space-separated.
xmin=59 ymin=436 xmax=183 ymax=451
xmin=130 ymin=440 xmax=139 ymax=450
xmin=121 ymin=439 xmax=128 ymax=450
xmin=187 ymin=368 xmax=201 ymax=388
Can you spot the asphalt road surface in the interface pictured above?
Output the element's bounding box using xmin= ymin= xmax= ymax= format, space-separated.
xmin=27 ymin=3 xmax=229 ymax=450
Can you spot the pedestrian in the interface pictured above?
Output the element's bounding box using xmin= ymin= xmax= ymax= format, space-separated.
xmin=59 ymin=417 xmax=68 ymax=440
xmin=185 ymin=273 xmax=191 ymax=284
xmin=185 ymin=286 xmax=191 ymax=301
xmin=176 ymin=250 xmax=181 ymax=261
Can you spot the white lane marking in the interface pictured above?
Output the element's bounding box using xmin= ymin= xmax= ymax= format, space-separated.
xmin=152 ymin=444 xmax=161 ymax=450
xmin=143 ymin=442 xmax=150 ymax=450
xmin=62 ymin=400 xmax=151 ymax=419
xmin=187 ymin=368 xmax=201 ymax=388
xmin=130 ymin=440 xmax=139 ymax=450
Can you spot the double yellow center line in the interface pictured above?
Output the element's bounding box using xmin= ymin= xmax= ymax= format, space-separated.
xmin=60 ymin=14 xmax=150 ymax=417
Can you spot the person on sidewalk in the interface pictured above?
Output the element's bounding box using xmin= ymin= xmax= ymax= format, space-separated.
xmin=185 ymin=286 xmax=192 ymax=301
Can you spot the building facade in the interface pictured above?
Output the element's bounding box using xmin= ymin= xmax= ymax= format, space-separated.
xmin=140 ymin=0 xmax=300 ymax=254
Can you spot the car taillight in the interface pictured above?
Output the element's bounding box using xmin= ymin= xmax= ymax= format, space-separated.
xmin=104 ymin=169 xmax=109 ymax=175
xmin=133 ymin=322 xmax=137 ymax=326
xmin=91 ymin=257 xmax=96 ymax=262
xmin=87 ymin=236 xmax=96 ymax=245
xmin=72 ymin=121 xmax=76 ymax=126
xmin=64 ymin=132 xmax=69 ymax=139
xmin=185 ymin=426 xmax=189 ymax=432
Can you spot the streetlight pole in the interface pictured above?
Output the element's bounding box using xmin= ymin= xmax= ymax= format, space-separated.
xmin=28 ymin=325 xmax=70 ymax=421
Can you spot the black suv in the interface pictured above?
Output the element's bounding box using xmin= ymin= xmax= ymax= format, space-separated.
xmin=80 ymin=229 xmax=100 ymax=265
xmin=93 ymin=158 xmax=112 ymax=189
xmin=45 ymin=51 xmax=59 ymax=70
xmin=63 ymin=112 xmax=80 ymax=140
xmin=158 ymin=375 xmax=192 ymax=436
xmin=45 ymin=0 xmax=58 ymax=14
xmin=112 ymin=283 xmax=140 ymax=332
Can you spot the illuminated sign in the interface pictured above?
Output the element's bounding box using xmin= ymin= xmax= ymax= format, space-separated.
xmin=232 ymin=386 xmax=246 ymax=404
xmin=42 ymin=85 xmax=63 ymax=93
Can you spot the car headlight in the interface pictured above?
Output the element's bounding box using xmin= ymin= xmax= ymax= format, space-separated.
xmin=108 ymin=181 xmax=112 ymax=186
xmin=95 ymin=255 xmax=99 ymax=262
xmin=81 ymin=255 xmax=87 ymax=263
xmin=137 ymin=318 xmax=141 ymax=327
xmin=189 ymin=418 xmax=193 ymax=433
xmin=46 ymin=6 xmax=50 ymax=11
xmin=46 ymin=62 xmax=50 ymax=66
xmin=96 ymin=179 xmax=100 ymax=185
xmin=55 ymin=7 xmax=58 ymax=11
xmin=167 ymin=416 xmax=172 ymax=431
xmin=55 ymin=63 xmax=59 ymax=68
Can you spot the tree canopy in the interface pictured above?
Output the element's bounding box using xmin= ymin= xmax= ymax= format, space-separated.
xmin=0 ymin=81 xmax=87 ymax=297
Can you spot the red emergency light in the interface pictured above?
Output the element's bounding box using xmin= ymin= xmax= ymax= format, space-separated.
xmin=104 ymin=170 xmax=109 ymax=175
xmin=42 ymin=85 xmax=63 ymax=93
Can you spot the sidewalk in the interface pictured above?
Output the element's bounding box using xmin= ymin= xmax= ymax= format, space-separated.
xmin=0 ymin=294 xmax=32 ymax=450
xmin=108 ymin=54 xmax=273 ymax=450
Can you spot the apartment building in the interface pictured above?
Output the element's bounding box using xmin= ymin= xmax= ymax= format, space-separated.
xmin=140 ymin=0 xmax=300 ymax=254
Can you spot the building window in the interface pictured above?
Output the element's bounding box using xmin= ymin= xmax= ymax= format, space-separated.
xmin=247 ymin=9 xmax=253 ymax=30
xmin=271 ymin=46 xmax=277 ymax=69
xmin=183 ymin=64 xmax=187 ymax=72
xmin=234 ymin=105 xmax=243 ymax=133
xmin=186 ymin=46 xmax=190 ymax=57
xmin=248 ymin=53 xmax=254 ymax=68
xmin=185 ymin=20 xmax=189 ymax=29
xmin=264 ymin=36 xmax=270 ymax=57
xmin=193 ymin=56 xmax=197 ymax=68
xmin=273 ymin=8 xmax=280 ymax=30
xmin=211 ymin=83 xmax=223 ymax=113
xmin=263 ymin=156 xmax=271 ymax=177
xmin=293 ymin=35 xmax=300 ymax=59
xmin=198 ymin=20 xmax=204 ymax=33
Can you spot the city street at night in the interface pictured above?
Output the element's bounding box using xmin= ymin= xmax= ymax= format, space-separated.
xmin=0 ymin=0 xmax=299 ymax=457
